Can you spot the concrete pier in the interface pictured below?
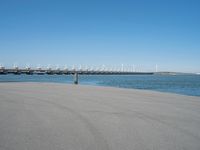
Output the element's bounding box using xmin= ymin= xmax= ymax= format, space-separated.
xmin=0 ymin=67 xmax=154 ymax=75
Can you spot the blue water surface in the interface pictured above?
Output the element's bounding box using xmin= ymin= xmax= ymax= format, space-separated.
xmin=0 ymin=74 xmax=200 ymax=97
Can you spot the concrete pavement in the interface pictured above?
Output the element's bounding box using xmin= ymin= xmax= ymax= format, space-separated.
xmin=0 ymin=82 xmax=200 ymax=150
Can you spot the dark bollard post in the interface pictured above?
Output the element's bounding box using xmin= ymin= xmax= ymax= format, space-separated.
xmin=74 ymin=72 xmax=78 ymax=84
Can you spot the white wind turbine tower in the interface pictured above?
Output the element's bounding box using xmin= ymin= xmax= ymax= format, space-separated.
xmin=37 ymin=64 xmax=41 ymax=70
xmin=132 ymin=65 xmax=135 ymax=72
xmin=64 ymin=65 xmax=68 ymax=70
xmin=72 ymin=65 xmax=75 ymax=71
xmin=128 ymin=65 xmax=131 ymax=72
xmin=118 ymin=65 xmax=121 ymax=72
xmin=25 ymin=63 xmax=30 ymax=70
xmin=47 ymin=64 xmax=51 ymax=70
xmin=13 ymin=63 xmax=18 ymax=69
xmin=121 ymin=64 xmax=124 ymax=72
xmin=0 ymin=63 xmax=4 ymax=69
xmin=85 ymin=65 xmax=88 ymax=71
xmin=155 ymin=64 xmax=158 ymax=72
xmin=101 ymin=64 xmax=105 ymax=71
xmin=79 ymin=65 xmax=82 ymax=71
xmin=56 ymin=64 xmax=60 ymax=70
xmin=87 ymin=66 xmax=91 ymax=71
xmin=137 ymin=65 xmax=140 ymax=72
xmin=104 ymin=65 xmax=107 ymax=72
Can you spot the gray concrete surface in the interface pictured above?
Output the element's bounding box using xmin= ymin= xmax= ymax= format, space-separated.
xmin=0 ymin=82 xmax=200 ymax=150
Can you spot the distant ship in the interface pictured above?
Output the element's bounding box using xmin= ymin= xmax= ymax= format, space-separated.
xmin=196 ymin=73 xmax=200 ymax=75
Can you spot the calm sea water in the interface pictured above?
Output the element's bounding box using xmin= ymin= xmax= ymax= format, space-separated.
xmin=0 ymin=74 xmax=200 ymax=97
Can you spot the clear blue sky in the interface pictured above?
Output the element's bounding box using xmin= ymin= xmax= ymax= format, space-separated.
xmin=0 ymin=0 xmax=200 ymax=72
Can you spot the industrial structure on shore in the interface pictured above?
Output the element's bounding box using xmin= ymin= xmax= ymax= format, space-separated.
xmin=0 ymin=65 xmax=154 ymax=84
xmin=0 ymin=65 xmax=154 ymax=75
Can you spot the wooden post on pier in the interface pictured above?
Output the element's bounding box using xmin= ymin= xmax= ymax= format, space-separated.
xmin=74 ymin=72 xmax=78 ymax=84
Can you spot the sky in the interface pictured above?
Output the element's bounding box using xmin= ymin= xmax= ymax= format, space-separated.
xmin=0 ymin=0 xmax=200 ymax=73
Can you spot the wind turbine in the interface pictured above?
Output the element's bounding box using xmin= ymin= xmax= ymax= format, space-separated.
xmin=132 ymin=65 xmax=135 ymax=72
xmin=101 ymin=64 xmax=105 ymax=72
xmin=72 ymin=65 xmax=77 ymax=71
xmin=13 ymin=63 xmax=18 ymax=70
xmin=13 ymin=63 xmax=21 ymax=74
xmin=37 ymin=64 xmax=41 ymax=70
xmin=121 ymin=64 xmax=124 ymax=72
xmin=56 ymin=64 xmax=60 ymax=71
xmin=155 ymin=64 xmax=158 ymax=72
xmin=47 ymin=64 xmax=52 ymax=70
xmin=25 ymin=63 xmax=31 ymax=70
xmin=46 ymin=64 xmax=53 ymax=75
xmin=79 ymin=65 xmax=82 ymax=71
xmin=64 ymin=65 xmax=68 ymax=70
xmin=0 ymin=64 xmax=4 ymax=69
xmin=84 ymin=65 xmax=87 ymax=71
